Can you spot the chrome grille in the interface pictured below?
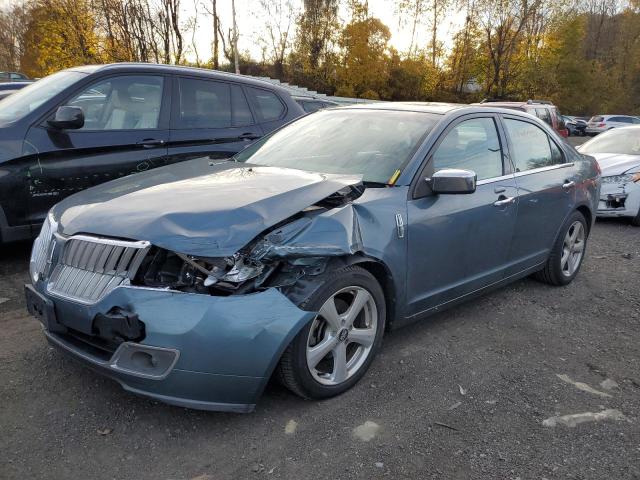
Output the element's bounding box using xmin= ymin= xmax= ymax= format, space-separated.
xmin=47 ymin=236 xmax=150 ymax=304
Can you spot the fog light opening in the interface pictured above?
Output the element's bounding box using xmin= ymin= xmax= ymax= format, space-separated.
xmin=131 ymin=351 xmax=157 ymax=370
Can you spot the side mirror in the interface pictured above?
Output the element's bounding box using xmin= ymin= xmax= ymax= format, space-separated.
xmin=429 ymin=168 xmax=477 ymax=194
xmin=47 ymin=106 xmax=84 ymax=130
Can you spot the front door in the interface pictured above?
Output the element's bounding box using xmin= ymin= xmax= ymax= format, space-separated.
xmin=24 ymin=74 xmax=169 ymax=225
xmin=405 ymin=115 xmax=519 ymax=318
xmin=168 ymin=77 xmax=263 ymax=164
xmin=501 ymin=116 xmax=577 ymax=274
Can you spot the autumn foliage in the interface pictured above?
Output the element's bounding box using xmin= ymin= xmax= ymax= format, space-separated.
xmin=1 ymin=0 xmax=639 ymax=115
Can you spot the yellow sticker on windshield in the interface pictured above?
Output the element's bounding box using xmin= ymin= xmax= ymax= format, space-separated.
xmin=388 ymin=169 xmax=401 ymax=185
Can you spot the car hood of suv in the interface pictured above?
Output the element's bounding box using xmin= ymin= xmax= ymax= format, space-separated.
xmin=586 ymin=152 xmax=640 ymax=176
xmin=52 ymin=158 xmax=363 ymax=257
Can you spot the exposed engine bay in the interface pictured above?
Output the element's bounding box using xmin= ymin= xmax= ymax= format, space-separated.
xmin=132 ymin=184 xmax=367 ymax=296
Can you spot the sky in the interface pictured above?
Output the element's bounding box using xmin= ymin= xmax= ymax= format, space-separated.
xmin=185 ymin=0 xmax=466 ymax=63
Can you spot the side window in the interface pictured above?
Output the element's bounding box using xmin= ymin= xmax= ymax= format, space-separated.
xmin=67 ymin=75 xmax=164 ymax=130
xmin=504 ymin=119 xmax=564 ymax=172
xmin=632 ymin=117 xmax=640 ymax=124
xmin=535 ymin=108 xmax=552 ymax=126
xmin=231 ymin=84 xmax=254 ymax=127
xmin=178 ymin=78 xmax=231 ymax=129
xmin=246 ymin=87 xmax=285 ymax=122
xmin=432 ymin=118 xmax=503 ymax=181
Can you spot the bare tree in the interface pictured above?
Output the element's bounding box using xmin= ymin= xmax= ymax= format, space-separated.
xmin=258 ymin=0 xmax=298 ymax=78
xmin=202 ymin=0 xmax=220 ymax=68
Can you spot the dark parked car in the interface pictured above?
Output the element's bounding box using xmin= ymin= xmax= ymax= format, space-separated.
xmin=0 ymin=81 xmax=32 ymax=101
xmin=474 ymin=99 xmax=569 ymax=138
xmin=563 ymin=115 xmax=587 ymax=136
xmin=0 ymin=63 xmax=304 ymax=243
xmin=25 ymin=102 xmax=600 ymax=412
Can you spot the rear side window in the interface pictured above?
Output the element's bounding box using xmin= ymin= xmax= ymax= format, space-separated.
xmin=246 ymin=87 xmax=285 ymax=122
xmin=590 ymin=116 xmax=604 ymax=122
xmin=230 ymin=84 xmax=254 ymax=126
xmin=535 ymin=108 xmax=552 ymax=126
xmin=432 ymin=117 xmax=503 ymax=181
xmin=504 ymin=119 xmax=564 ymax=172
xmin=178 ymin=78 xmax=231 ymax=128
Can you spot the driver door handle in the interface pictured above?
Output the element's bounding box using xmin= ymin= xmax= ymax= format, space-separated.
xmin=493 ymin=196 xmax=516 ymax=207
xmin=137 ymin=139 xmax=165 ymax=148
xmin=562 ymin=180 xmax=575 ymax=190
xmin=239 ymin=133 xmax=261 ymax=141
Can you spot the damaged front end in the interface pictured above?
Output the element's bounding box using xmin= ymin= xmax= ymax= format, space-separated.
xmin=131 ymin=183 xmax=366 ymax=296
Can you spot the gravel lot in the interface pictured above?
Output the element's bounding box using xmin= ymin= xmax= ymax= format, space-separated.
xmin=2 ymin=136 xmax=639 ymax=480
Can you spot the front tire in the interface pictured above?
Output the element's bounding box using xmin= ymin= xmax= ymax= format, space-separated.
xmin=631 ymin=207 xmax=640 ymax=227
xmin=278 ymin=266 xmax=386 ymax=399
xmin=534 ymin=211 xmax=588 ymax=286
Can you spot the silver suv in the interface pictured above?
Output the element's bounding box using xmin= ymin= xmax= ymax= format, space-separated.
xmin=586 ymin=115 xmax=640 ymax=135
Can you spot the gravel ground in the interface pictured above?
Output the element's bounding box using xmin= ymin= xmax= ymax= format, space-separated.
xmin=2 ymin=134 xmax=639 ymax=480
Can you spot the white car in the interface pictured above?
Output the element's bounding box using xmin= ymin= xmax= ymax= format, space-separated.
xmin=577 ymin=126 xmax=640 ymax=225
xmin=585 ymin=115 xmax=640 ymax=135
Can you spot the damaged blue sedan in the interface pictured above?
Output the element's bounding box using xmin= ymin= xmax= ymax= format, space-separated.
xmin=25 ymin=103 xmax=600 ymax=412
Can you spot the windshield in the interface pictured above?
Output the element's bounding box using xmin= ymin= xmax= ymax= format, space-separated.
xmin=580 ymin=128 xmax=640 ymax=155
xmin=0 ymin=70 xmax=86 ymax=126
xmin=235 ymin=109 xmax=438 ymax=183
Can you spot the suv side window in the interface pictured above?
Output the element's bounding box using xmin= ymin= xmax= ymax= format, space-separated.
xmin=68 ymin=75 xmax=164 ymax=130
xmin=246 ymin=87 xmax=285 ymax=122
xmin=176 ymin=78 xmax=254 ymax=129
xmin=504 ymin=119 xmax=564 ymax=172
xmin=432 ymin=118 xmax=503 ymax=181
xmin=535 ymin=108 xmax=552 ymax=126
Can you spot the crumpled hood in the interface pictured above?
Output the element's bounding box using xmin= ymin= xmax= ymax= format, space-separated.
xmin=586 ymin=153 xmax=640 ymax=176
xmin=52 ymin=158 xmax=363 ymax=257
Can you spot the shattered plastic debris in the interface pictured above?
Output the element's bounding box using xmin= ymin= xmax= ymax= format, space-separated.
xmin=556 ymin=374 xmax=612 ymax=398
xmin=458 ymin=384 xmax=467 ymax=396
xmin=542 ymin=409 xmax=628 ymax=427
xmin=353 ymin=421 xmax=380 ymax=442
xmin=284 ymin=419 xmax=298 ymax=435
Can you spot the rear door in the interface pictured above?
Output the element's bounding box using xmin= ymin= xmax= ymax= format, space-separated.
xmin=405 ymin=115 xmax=519 ymax=316
xmin=167 ymin=76 xmax=263 ymax=163
xmin=500 ymin=115 xmax=577 ymax=274
xmin=24 ymin=74 xmax=170 ymax=225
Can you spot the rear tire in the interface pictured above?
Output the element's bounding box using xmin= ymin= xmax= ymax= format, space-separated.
xmin=277 ymin=266 xmax=386 ymax=400
xmin=534 ymin=211 xmax=588 ymax=286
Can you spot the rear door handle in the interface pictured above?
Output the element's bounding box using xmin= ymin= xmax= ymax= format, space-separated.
xmin=562 ymin=180 xmax=575 ymax=190
xmin=493 ymin=196 xmax=516 ymax=207
xmin=239 ymin=133 xmax=261 ymax=141
xmin=137 ymin=139 xmax=165 ymax=148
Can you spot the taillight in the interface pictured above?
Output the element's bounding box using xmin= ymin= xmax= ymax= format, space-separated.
xmin=598 ymin=123 xmax=605 ymax=127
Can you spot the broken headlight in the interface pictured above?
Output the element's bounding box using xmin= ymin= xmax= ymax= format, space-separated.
xmin=602 ymin=172 xmax=640 ymax=184
xmin=135 ymin=248 xmax=264 ymax=293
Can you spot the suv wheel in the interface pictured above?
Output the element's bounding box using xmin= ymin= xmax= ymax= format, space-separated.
xmin=535 ymin=211 xmax=588 ymax=286
xmin=278 ymin=266 xmax=385 ymax=399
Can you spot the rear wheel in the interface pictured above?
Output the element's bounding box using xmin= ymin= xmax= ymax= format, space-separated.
xmin=534 ymin=211 xmax=588 ymax=286
xmin=278 ymin=266 xmax=385 ymax=399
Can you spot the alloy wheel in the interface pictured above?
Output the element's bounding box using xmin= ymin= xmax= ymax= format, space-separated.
xmin=306 ymin=286 xmax=378 ymax=386
xmin=561 ymin=221 xmax=585 ymax=277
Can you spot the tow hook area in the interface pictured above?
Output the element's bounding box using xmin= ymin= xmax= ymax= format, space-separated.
xmin=93 ymin=307 xmax=145 ymax=344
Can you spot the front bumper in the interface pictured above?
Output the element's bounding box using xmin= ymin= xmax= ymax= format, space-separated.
xmin=26 ymin=282 xmax=315 ymax=412
xmin=596 ymin=180 xmax=640 ymax=218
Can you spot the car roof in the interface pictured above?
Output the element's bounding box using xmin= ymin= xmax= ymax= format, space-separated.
xmin=335 ymin=102 xmax=466 ymax=114
xmin=67 ymin=63 xmax=292 ymax=93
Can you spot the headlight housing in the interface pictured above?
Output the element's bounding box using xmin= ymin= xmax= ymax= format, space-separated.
xmin=601 ymin=172 xmax=640 ymax=184
xmin=29 ymin=213 xmax=57 ymax=283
